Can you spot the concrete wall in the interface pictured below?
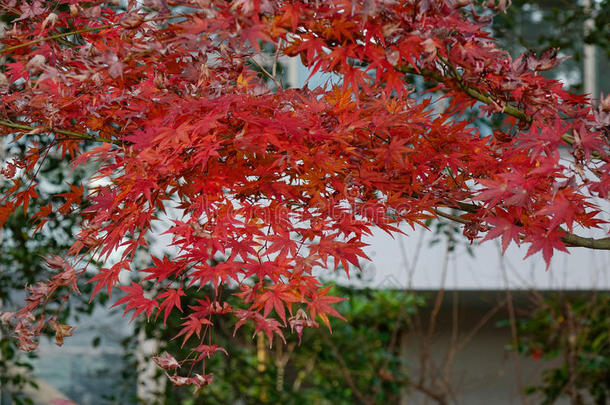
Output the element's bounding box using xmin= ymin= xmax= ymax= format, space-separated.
xmin=399 ymin=291 xmax=571 ymax=405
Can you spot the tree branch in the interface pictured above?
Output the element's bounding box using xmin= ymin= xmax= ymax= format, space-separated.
xmin=1 ymin=24 xmax=116 ymax=54
xmin=433 ymin=208 xmax=470 ymax=225
xmin=435 ymin=203 xmax=610 ymax=250
xmin=250 ymin=58 xmax=282 ymax=88
xmin=559 ymin=230 xmax=610 ymax=249
xmin=0 ymin=119 xmax=121 ymax=145
xmin=396 ymin=64 xmax=530 ymax=124
xmin=396 ymin=63 xmax=606 ymax=161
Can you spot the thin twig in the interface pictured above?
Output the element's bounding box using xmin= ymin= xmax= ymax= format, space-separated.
xmin=0 ymin=119 xmax=121 ymax=145
xmin=2 ymin=24 xmax=116 ymax=54
xmin=433 ymin=208 xmax=470 ymax=225
xmin=250 ymin=58 xmax=282 ymax=88
xmin=441 ymin=290 xmax=459 ymax=389
xmin=418 ymin=234 xmax=450 ymax=390
xmin=272 ymin=39 xmax=282 ymax=79
xmin=320 ymin=332 xmax=370 ymax=404
xmin=497 ymin=243 xmax=528 ymax=405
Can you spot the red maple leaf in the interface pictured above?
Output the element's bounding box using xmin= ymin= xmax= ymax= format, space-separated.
xmin=306 ymin=285 xmax=347 ymax=330
xmin=89 ymin=262 xmax=128 ymax=300
xmin=481 ymin=215 xmax=522 ymax=253
xmin=157 ymin=288 xmax=186 ymax=324
xmin=174 ymin=315 xmax=213 ymax=347
xmin=524 ymin=229 xmax=570 ymax=269
xmin=112 ymin=282 xmax=159 ymax=322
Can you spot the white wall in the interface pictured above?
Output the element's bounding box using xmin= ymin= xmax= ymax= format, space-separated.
xmin=318 ymin=225 xmax=610 ymax=290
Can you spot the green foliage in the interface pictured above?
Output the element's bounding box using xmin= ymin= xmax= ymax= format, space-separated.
xmin=515 ymin=293 xmax=610 ymax=405
xmin=495 ymin=0 xmax=610 ymax=52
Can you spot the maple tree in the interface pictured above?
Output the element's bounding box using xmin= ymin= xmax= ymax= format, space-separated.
xmin=0 ymin=0 xmax=609 ymax=388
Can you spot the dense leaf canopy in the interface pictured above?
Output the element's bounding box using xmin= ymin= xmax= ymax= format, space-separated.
xmin=0 ymin=0 xmax=608 ymax=387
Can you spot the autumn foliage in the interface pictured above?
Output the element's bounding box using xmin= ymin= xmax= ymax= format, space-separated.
xmin=0 ymin=0 xmax=609 ymax=387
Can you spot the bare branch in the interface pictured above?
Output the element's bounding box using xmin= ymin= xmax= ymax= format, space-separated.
xmin=0 ymin=119 xmax=121 ymax=145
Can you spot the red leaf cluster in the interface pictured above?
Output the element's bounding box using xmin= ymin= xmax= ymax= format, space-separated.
xmin=1 ymin=0 xmax=608 ymax=387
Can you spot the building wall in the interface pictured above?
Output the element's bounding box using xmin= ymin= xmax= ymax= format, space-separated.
xmin=400 ymin=291 xmax=570 ymax=405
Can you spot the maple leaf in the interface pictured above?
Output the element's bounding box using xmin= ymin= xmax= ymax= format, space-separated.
xmin=167 ymin=373 xmax=213 ymax=389
xmin=524 ymin=229 xmax=570 ymax=269
xmin=153 ymin=352 xmax=181 ymax=371
xmin=573 ymin=126 xmax=606 ymax=162
xmin=287 ymin=37 xmax=326 ymax=65
xmin=242 ymin=260 xmax=287 ymax=283
xmin=537 ymin=191 xmax=578 ymax=232
xmin=289 ymin=308 xmax=319 ymax=343
xmin=383 ymin=68 xmax=408 ymax=96
xmin=481 ymin=214 xmax=522 ymax=253
xmin=142 ymin=256 xmax=183 ymax=284
xmin=4 ymin=62 xmax=28 ymax=81
xmin=57 ymin=184 xmax=84 ymax=214
xmin=253 ymin=315 xmax=286 ymax=345
xmin=239 ymin=22 xmax=272 ymax=53
xmin=193 ymin=344 xmax=228 ymax=358
xmin=188 ymin=261 xmax=243 ymax=289
xmin=15 ymin=186 xmax=39 ymax=216
xmin=15 ymin=1 xmax=46 ymax=22
xmin=189 ymin=297 xmax=233 ymax=318
xmin=477 ymin=179 xmax=508 ymax=208
xmin=103 ymin=52 xmax=125 ymax=79
xmin=174 ymin=315 xmax=213 ymax=347
xmin=255 ymin=284 xmax=300 ymax=324
xmin=89 ymin=262 xmax=128 ymax=300
xmin=32 ymin=203 xmax=52 ymax=232
xmin=525 ymin=48 xmax=569 ymax=72
xmin=278 ymin=3 xmax=302 ymax=31
xmin=157 ymin=288 xmax=186 ymax=324
xmin=262 ymin=233 xmax=298 ymax=258
xmin=306 ymin=285 xmax=347 ymax=331
xmin=232 ymin=309 xmax=285 ymax=345
xmin=112 ymin=282 xmax=159 ymax=322
xmin=0 ymin=203 xmax=15 ymax=229
xmin=83 ymin=188 xmax=116 ymax=214
xmin=48 ymin=320 xmax=75 ymax=347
